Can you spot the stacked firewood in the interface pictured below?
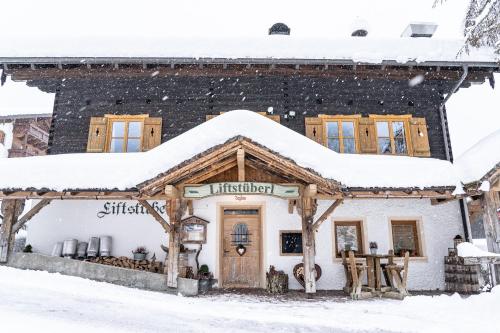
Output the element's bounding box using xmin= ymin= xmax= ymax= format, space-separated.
xmin=85 ymin=256 xmax=163 ymax=273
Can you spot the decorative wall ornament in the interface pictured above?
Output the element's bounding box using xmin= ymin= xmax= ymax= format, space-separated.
xmin=236 ymin=244 xmax=247 ymax=256
xmin=293 ymin=263 xmax=322 ymax=289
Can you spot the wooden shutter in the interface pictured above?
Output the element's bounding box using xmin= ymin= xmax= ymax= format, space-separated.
xmin=86 ymin=117 xmax=108 ymax=152
xmin=358 ymin=118 xmax=377 ymax=154
xmin=409 ymin=117 xmax=431 ymax=157
xmin=305 ymin=117 xmax=324 ymax=145
xmin=142 ymin=117 xmax=163 ymax=151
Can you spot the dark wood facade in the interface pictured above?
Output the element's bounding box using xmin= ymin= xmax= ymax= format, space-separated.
xmin=5 ymin=64 xmax=494 ymax=160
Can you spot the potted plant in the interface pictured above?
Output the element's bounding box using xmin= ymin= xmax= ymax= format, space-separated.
xmin=132 ymin=246 xmax=148 ymax=260
xmin=369 ymin=242 xmax=378 ymax=255
xmin=23 ymin=244 xmax=33 ymax=253
xmin=197 ymin=264 xmax=213 ymax=294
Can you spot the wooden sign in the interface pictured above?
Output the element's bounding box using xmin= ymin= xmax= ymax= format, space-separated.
xmin=180 ymin=216 xmax=209 ymax=244
xmin=183 ymin=182 xmax=300 ymax=199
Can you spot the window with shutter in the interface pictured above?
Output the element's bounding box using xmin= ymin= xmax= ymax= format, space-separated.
xmin=370 ymin=115 xmax=413 ymax=156
xmin=319 ymin=115 xmax=360 ymax=153
xmin=305 ymin=117 xmax=323 ymax=144
xmin=409 ymin=117 xmax=431 ymax=157
xmin=390 ymin=220 xmax=422 ymax=257
xmin=86 ymin=117 xmax=108 ymax=153
xmin=142 ymin=117 xmax=163 ymax=151
xmin=86 ymin=115 xmax=162 ymax=153
xmin=358 ymin=118 xmax=377 ymax=154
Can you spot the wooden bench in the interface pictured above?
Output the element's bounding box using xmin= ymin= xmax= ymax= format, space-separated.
xmin=383 ymin=251 xmax=410 ymax=299
xmin=341 ymin=250 xmax=372 ymax=299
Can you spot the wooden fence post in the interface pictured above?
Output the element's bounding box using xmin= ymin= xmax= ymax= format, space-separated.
xmin=0 ymin=199 xmax=25 ymax=263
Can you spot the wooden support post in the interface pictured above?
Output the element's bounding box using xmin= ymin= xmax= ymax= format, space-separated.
xmin=312 ymin=199 xmax=343 ymax=231
xmin=137 ymin=200 xmax=171 ymax=232
xmin=482 ymin=190 xmax=500 ymax=282
xmin=0 ymin=199 xmax=25 ymax=263
xmin=237 ymin=148 xmax=245 ymax=182
xmin=297 ymin=190 xmax=317 ymax=295
xmin=165 ymin=198 xmax=187 ymax=288
xmin=12 ymin=199 xmax=51 ymax=234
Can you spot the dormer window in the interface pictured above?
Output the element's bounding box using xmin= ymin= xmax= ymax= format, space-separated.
xmin=401 ymin=23 xmax=438 ymax=38
xmin=269 ymin=23 xmax=290 ymax=35
xmin=351 ymin=29 xmax=368 ymax=37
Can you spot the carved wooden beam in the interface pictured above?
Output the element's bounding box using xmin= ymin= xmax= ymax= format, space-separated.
xmin=165 ymin=185 xmax=180 ymax=199
xmin=302 ymin=184 xmax=318 ymax=198
xmin=237 ymin=148 xmax=245 ymax=182
xmin=312 ymin=199 xmax=343 ymax=231
xmin=137 ymin=200 xmax=171 ymax=232
xmin=12 ymin=199 xmax=51 ymax=234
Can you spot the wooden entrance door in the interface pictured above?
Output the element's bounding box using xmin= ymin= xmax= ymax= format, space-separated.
xmin=221 ymin=209 xmax=261 ymax=288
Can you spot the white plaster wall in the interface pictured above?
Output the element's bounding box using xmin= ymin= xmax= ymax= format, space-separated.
xmin=27 ymin=200 xmax=170 ymax=263
xmin=27 ymin=196 xmax=463 ymax=291
xmin=0 ymin=122 xmax=14 ymax=157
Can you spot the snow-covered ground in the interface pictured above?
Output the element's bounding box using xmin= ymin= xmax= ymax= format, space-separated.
xmin=0 ymin=266 xmax=498 ymax=333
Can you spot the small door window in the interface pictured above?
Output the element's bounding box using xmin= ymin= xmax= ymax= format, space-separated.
xmin=232 ymin=223 xmax=250 ymax=245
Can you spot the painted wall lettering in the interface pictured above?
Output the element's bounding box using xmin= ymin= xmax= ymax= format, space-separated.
xmin=97 ymin=201 xmax=166 ymax=218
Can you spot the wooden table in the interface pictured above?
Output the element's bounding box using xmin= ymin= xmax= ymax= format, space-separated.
xmin=356 ymin=253 xmax=395 ymax=291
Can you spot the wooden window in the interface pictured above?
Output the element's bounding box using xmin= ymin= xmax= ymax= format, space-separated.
xmin=280 ymin=231 xmax=303 ymax=255
xmin=334 ymin=221 xmax=364 ymax=257
xmin=391 ymin=220 xmax=421 ymax=257
xmin=0 ymin=130 xmax=5 ymax=145
xmin=325 ymin=120 xmax=357 ymax=153
xmin=86 ymin=115 xmax=162 ymax=153
xmin=372 ymin=115 xmax=412 ymax=155
xmin=108 ymin=118 xmax=143 ymax=153
xmin=320 ymin=115 xmax=360 ymax=153
xmin=233 ymin=223 xmax=250 ymax=244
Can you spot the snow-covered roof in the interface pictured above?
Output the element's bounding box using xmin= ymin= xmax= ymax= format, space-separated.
xmin=0 ymin=110 xmax=459 ymax=192
xmin=455 ymin=129 xmax=500 ymax=185
xmin=0 ymin=0 xmax=498 ymax=66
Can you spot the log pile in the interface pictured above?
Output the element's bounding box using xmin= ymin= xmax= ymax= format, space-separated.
xmin=266 ymin=265 xmax=288 ymax=294
xmin=85 ymin=256 xmax=163 ymax=273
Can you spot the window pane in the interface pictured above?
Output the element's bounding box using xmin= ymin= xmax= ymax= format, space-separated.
xmin=392 ymin=223 xmax=418 ymax=256
xmin=392 ymin=122 xmax=405 ymax=138
xmin=342 ymin=121 xmax=354 ymax=137
xmin=378 ymin=138 xmax=392 ymax=154
xmin=112 ymin=122 xmax=125 ymax=137
xmin=343 ymin=138 xmax=356 ymax=154
xmin=376 ymin=121 xmax=389 ymax=137
xmin=126 ymin=138 xmax=141 ymax=152
xmin=327 ymin=122 xmax=339 ymax=137
xmin=233 ymin=223 xmax=249 ymax=244
xmin=336 ymin=224 xmax=361 ymax=254
xmin=395 ymin=138 xmax=407 ymax=154
xmin=128 ymin=121 xmax=142 ymax=137
xmin=110 ymin=138 xmax=124 ymax=152
xmin=328 ymin=138 xmax=340 ymax=152
xmin=281 ymin=232 xmax=303 ymax=254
